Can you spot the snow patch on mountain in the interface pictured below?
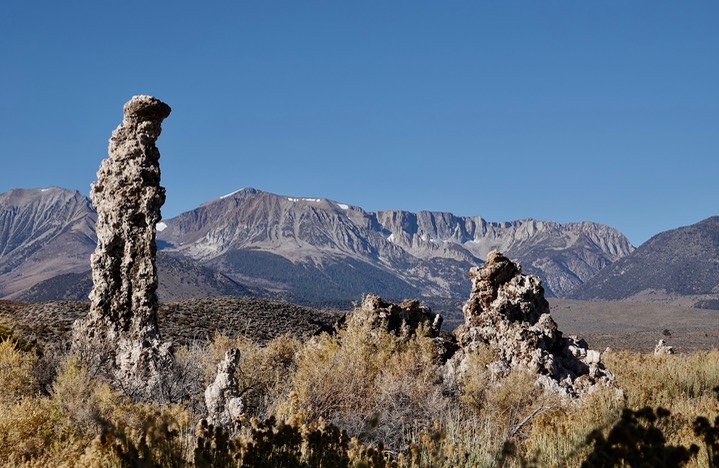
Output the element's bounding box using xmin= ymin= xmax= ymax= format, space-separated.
xmin=288 ymin=197 xmax=321 ymax=203
xmin=219 ymin=188 xmax=244 ymax=199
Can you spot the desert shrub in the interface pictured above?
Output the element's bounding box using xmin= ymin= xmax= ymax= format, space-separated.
xmin=8 ymin=310 xmax=719 ymax=466
xmin=582 ymin=406 xmax=698 ymax=467
xmin=0 ymin=350 xmax=193 ymax=466
xmin=603 ymin=349 xmax=719 ymax=454
xmin=234 ymin=335 xmax=300 ymax=420
xmin=458 ymin=343 xmax=495 ymax=412
xmin=0 ymin=317 xmax=34 ymax=352
xmin=79 ymin=401 xmax=192 ymax=467
xmin=523 ymin=386 xmax=623 ymax=466
xmin=50 ymin=356 xmax=117 ymax=434
xmin=606 ymin=350 xmax=719 ymax=408
xmin=277 ymin=315 xmax=445 ymax=452
xmin=402 ymin=412 xmax=499 ymax=467
xmin=0 ymin=396 xmax=60 ymax=464
xmin=0 ymin=339 xmax=39 ymax=405
xmin=431 ymin=365 xmax=561 ymax=466
xmin=482 ymin=368 xmax=555 ymax=440
xmin=194 ymin=415 xmax=396 ymax=467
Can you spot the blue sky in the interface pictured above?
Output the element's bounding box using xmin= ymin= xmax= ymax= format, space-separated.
xmin=1 ymin=1 xmax=717 ymax=246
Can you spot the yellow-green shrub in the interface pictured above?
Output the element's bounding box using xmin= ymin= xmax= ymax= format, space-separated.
xmin=278 ymin=315 xmax=445 ymax=451
xmin=0 ymin=339 xmax=38 ymax=405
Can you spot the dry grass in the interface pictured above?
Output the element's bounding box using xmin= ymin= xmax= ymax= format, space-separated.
xmin=1 ymin=306 xmax=719 ymax=465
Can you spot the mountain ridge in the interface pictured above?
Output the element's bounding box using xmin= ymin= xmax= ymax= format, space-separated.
xmin=158 ymin=187 xmax=635 ymax=298
xmin=0 ymin=187 xmax=96 ymax=297
xmin=568 ymin=215 xmax=719 ymax=304
xmin=1 ymin=186 xmax=636 ymax=307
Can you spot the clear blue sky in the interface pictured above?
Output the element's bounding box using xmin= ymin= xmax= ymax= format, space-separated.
xmin=1 ymin=1 xmax=717 ymax=246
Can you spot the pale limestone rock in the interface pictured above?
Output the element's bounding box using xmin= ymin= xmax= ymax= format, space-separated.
xmin=357 ymin=294 xmax=443 ymax=337
xmin=355 ymin=294 xmax=458 ymax=360
xmin=448 ymin=251 xmax=614 ymax=397
xmin=654 ymin=339 xmax=675 ymax=356
xmin=205 ymin=348 xmax=245 ymax=427
xmin=72 ymin=96 xmax=172 ymax=397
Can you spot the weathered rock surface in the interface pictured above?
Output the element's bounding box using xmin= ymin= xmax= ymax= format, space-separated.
xmin=72 ymin=95 xmax=172 ymax=396
xmin=355 ymin=294 xmax=459 ymax=360
xmin=205 ymin=348 xmax=245 ymax=427
xmin=449 ymin=251 xmax=613 ymax=397
xmin=357 ymin=294 xmax=442 ymax=337
xmin=654 ymin=339 xmax=675 ymax=356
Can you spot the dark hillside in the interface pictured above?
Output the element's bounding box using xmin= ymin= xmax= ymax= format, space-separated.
xmin=569 ymin=216 xmax=719 ymax=301
xmin=0 ymin=296 xmax=343 ymax=346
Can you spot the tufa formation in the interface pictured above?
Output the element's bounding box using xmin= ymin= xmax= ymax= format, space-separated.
xmin=654 ymin=339 xmax=675 ymax=356
xmin=356 ymin=294 xmax=458 ymax=359
xmin=204 ymin=348 xmax=245 ymax=427
xmin=448 ymin=251 xmax=614 ymax=397
xmin=72 ymin=95 xmax=172 ymax=397
xmin=357 ymin=294 xmax=443 ymax=337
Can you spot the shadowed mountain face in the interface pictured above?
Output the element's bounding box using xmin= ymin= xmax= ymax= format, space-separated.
xmin=1 ymin=187 xmax=634 ymax=306
xmin=15 ymin=252 xmax=256 ymax=303
xmin=157 ymin=188 xmax=634 ymax=299
xmin=0 ymin=187 xmax=96 ymax=298
xmin=568 ymin=216 xmax=719 ymax=302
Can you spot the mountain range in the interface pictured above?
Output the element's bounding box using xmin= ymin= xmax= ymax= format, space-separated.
xmin=568 ymin=216 xmax=719 ymax=308
xmin=0 ymin=187 xmax=96 ymax=296
xmin=0 ymin=186 xmax=635 ymax=314
xmin=157 ymin=188 xmax=633 ymax=302
xmin=6 ymin=186 xmax=713 ymax=314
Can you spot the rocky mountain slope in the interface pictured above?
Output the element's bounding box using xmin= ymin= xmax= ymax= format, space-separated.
xmin=158 ymin=188 xmax=634 ymax=300
xmin=0 ymin=187 xmax=256 ymax=301
xmin=14 ymin=252 xmax=256 ymax=302
xmin=568 ymin=216 xmax=719 ymax=306
xmin=1 ymin=187 xmax=635 ymax=307
xmin=0 ymin=187 xmax=96 ymax=297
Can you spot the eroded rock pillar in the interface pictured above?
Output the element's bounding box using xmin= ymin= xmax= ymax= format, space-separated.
xmin=72 ymin=95 xmax=172 ymax=396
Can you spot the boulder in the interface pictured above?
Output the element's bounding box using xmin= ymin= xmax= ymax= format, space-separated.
xmin=355 ymin=294 xmax=458 ymax=360
xmin=357 ymin=294 xmax=443 ymax=337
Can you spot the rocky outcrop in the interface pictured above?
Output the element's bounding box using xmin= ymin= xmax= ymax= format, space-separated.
xmin=654 ymin=339 xmax=675 ymax=356
xmin=355 ymin=294 xmax=458 ymax=360
xmin=205 ymin=348 xmax=245 ymax=427
xmin=357 ymin=294 xmax=443 ymax=337
xmin=449 ymin=251 xmax=613 ymax=397
xmin=72 ymin=96 xmax=172 ymax=397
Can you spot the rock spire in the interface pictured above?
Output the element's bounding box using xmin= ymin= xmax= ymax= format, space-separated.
xmin=205 ymin=348 xmax=245 ymax=427
xmin=72 ymin=95 xmax=172 ymax=396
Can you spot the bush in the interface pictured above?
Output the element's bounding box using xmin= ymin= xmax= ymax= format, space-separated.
xmin=5 ymin=311 xmax=719 ymax=466
xmin=0 ymin=339 xmax=39 ymax=405
xmin=277 ymin=315 xmax=445 ymax=452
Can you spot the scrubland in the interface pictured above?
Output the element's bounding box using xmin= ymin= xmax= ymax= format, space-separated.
xmin=1 ymin=314 xmax=719 ymax=467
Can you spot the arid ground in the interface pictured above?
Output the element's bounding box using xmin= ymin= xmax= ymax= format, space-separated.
xmin=550 ymin=299 xmax=719 ymax=353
